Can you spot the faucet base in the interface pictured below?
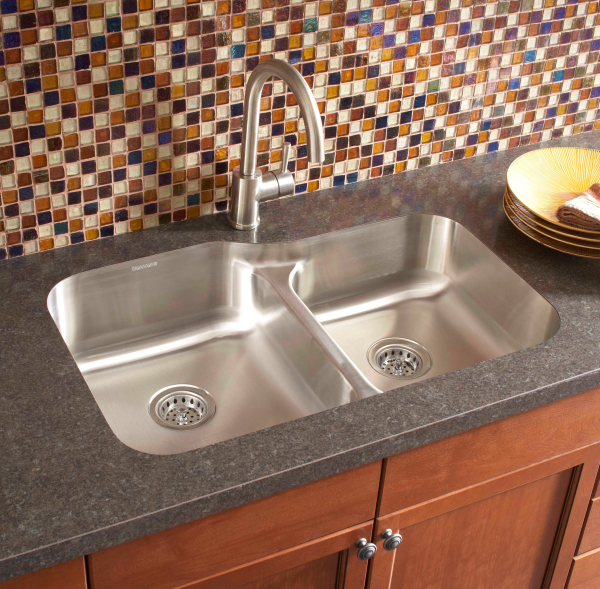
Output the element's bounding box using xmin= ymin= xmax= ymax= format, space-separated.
xmin=227 ymin=214 xmax=259 ymax=231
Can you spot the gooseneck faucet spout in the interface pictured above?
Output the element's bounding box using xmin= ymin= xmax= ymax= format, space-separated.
xmin=228 ymin=59 xmax=325 ymax=230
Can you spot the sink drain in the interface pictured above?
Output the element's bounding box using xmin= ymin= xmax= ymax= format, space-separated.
xmin=367 ymin=338 xmax=432 ymax=380
xmin=149 ymin=385 xmax=216 ymax=430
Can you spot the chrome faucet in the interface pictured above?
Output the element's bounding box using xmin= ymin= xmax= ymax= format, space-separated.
xmin=228 ymin=59 xmax=325 ymax=230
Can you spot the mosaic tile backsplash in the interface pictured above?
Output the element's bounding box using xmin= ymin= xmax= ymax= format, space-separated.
xmin=0 ymin=0 xmax=599 ymax=260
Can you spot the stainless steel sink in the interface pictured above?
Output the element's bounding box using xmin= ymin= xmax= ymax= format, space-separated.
xmin=48 ymin=215 xmax=560 ymax=454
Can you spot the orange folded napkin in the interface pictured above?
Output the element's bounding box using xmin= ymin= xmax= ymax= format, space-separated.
xmin=556 ymin=182 xmax=600 ymax=231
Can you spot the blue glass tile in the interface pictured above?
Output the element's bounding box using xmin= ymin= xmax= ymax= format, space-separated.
xmin=84 ymin=202 xmax=98 ymax=215
xmin=408 ymin=30 xmax=421 ymax=43
xmin=8 ymin=244 xmax=23 ymax=257
xmin=347 ymin=172 xmax=358 ymax=183
xmin=333 ymin=175 xmax=345 ymax=186
xmin=187 ymin=193 xmax=200 ymax=206
xmin=375 ymin=116 xmax=388 ymax=129
xmin=289 ymin=50 xmax=302 ymax=63
xmin=261 ymin=25 xmax=275 ymax=39
xmin=231 ymin=102 xmax=243 ymax=117
xmin=396 ymin=149 xmax=408 ymax=161
xmin=109 ymin=80 xmax=124 ymax=95
xmin=423 ymin=119 xmax=435 ymax=131
xmin=29 ymin=124 xmax=45 ymax=139
xmin=231 ymin=44 xmax=246 ymax=58
xmin=487 ymin=142 xmax=499 ymax=153
xmin=158 ymin=131 xmax=171 ymax=144
xmin=100 ymin=226 xmax=114 ymax=238
xmin=508 ymin=78 xmax=520 ymax=90
xmin=25 ymin=78 xmax=41 ymax=93
xmin=91 ymin=36 xmax=106 ymax=51
xmin=400 ymin=111 xmax=412 ymax=124
xmin=328 ymin=71 xmax=341 ymax=85
xmin=0 ymin=0 xmax=16 ymax=14
xmin=19 ymin=186 xmax=33 ymax=200
xmin=3 ymin=31 xmax=19 ymax=47
xmin=459 ymin=22 xmax=470 ymax=35
xmin=383 ymin=34 xmax=395 ymax=48
xmin=372 ymin=22 xmax=384 ymax=36
xmin=141 ymin=75 xmax=155 ymax=89
xmin=553 ymin=70 xmax=564 ymax=82
xmin=44 ymin=91 xmax=59 ymax=106
xmin=414 ymin=95 xmax=426 ymax=108
xmin=304 ymin=17 xmax=317 ymax=32
xmin=422 ymin=14 xmax=435 ymax=27
xmin=272 ymin=123 xmax=284 ymax=136
xmin=524 ymin=50 xmax=536 ymax=63
xmin=481 ymin=119 xmax=491 ymax=131
xmin=70 ymin=232 xmax=85 ymax=244
xmin=143 ymin=161 xmax=157 ymax=175
xmin=172 ymin=39 xmax=185 ymax=54
xmin=128 ymin=150 xmax=142 ymax=164
xmin=359 ymin=9 xmax=372 ymax=23
xmin=106 ymin=17 xmax=121 ymax=32
xmin=54 ymin=222 xmax=69 ymax=235
xmin=14 ymin=142 xmax=29 ymax=157
xmin=56 ymin=25 xmax=71 ymax=41
xmin=373 ymin=154 xmax=384 ymax=166
xmin=295 ymin=183 xmax=307 ymax=193
xmin=37 ymin=211 xmax=52 ymax=225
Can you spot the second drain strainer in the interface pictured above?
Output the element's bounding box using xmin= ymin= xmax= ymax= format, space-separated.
xmin=149 ymin=384 xmax=216 ymax=430
xmin=367 ymin=338 xmax=432 ymax=380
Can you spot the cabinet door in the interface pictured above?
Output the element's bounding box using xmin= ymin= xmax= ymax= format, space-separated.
xmin=184 ymin=521 xmax=373 ymax=589
xmin=368 ymin=449 xmax=600 ymax=589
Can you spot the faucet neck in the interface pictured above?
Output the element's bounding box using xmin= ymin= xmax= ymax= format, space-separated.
xmin=239 ymin=60 xmax=325 ymax=178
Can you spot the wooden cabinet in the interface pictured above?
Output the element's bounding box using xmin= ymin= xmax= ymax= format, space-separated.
xmin=0 ymin=558 xmax=86 ymax=589
xmin=367 ymin=386 xmax=600 ymax=589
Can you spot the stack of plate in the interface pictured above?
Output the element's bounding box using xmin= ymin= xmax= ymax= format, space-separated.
xmin=505 ymin=147 xmax=600 ymax=259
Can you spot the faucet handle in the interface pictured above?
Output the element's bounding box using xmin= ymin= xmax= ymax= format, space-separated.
xmin=281 ymin=142 xmax=291 ymax=172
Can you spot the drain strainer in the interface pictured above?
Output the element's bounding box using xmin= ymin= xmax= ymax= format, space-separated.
xmin=367 ymin=338 xmax=432 ymax=380
xmin=149 ymin=384 xmax=216 ymax=430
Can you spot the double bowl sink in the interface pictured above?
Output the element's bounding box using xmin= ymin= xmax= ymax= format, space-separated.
xmin=47 ymin=215 xmax=560 ymax=455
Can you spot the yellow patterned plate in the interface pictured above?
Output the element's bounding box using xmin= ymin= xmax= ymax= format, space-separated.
xmin=506 ymin=147 xmax=600 ymax=234
xmin=503 ymin=196 xmax=600 ymax=259
xmin=505 ymin=186 xmax=600 ymax=243
xmin=505 ymin=192 xmax=600 ymax=250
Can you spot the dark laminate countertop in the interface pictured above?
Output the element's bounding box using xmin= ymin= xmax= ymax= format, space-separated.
xmin=3 ymin=132 xmax=600 ymax=582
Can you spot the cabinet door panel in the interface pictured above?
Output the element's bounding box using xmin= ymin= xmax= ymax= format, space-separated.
xmin=369 ymin=469 xmax=573 ymax=589
xmin=235 ymin=552 xmax=339 ymax=589
xmin=185 ymin=521 xmax=372 ymax=589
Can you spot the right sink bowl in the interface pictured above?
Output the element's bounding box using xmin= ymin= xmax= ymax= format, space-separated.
xmin=292 ymin=215 xmax=561 ymax=392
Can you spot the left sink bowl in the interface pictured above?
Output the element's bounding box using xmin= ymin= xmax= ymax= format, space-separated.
xmin=47 ymin=242 xmax=357 ymax=455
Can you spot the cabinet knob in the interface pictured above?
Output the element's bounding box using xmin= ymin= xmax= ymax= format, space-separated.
xmin=356 ymin=538 xmax=377 ymax=560
xmin=381 ymin=529 xmax=403 ymax=551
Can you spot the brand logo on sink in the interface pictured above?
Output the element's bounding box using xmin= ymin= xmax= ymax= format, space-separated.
xmin=131 ymin=261 xmax=158 ymax=271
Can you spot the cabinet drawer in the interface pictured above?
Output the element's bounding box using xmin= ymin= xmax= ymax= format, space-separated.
xmin=89 ymin=460 xmax=382 ymax=589
xmin=0 ymin=558 xmax=86 ymax=589
xmin=579 ymin=498 xmax=600 ymax=554
xmin=569 ymin=547 xmax=600 ymax=589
